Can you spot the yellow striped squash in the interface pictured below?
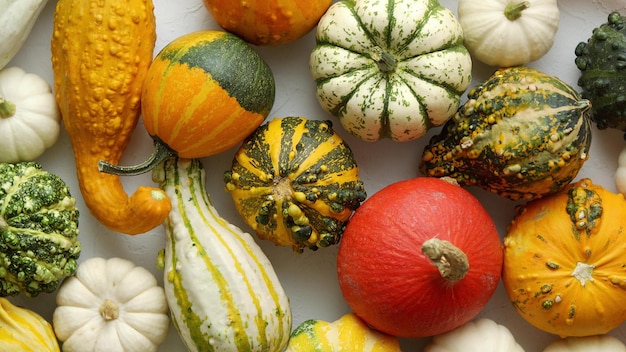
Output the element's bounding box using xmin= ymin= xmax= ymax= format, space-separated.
xmin=155 ymin=157 xmax=291 ymax=352
xmin=0 ymin=297 xmax=60 ymax=352
xmin=285 ymin=313 xmax=402 ymax=352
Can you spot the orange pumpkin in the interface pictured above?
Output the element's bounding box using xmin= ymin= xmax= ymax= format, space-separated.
xmin=202 ymin=0 xmax=332 ymax=45
xmin=503 ymin=178 xmax=626 ymax=337
xmin=99 ymin=30 xmax=276 ymax=176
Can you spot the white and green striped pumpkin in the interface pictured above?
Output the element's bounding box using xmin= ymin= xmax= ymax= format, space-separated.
xmin=154 ymin=157 xmax=291 ymax=352
xmin=309 ymin=0 xmax=472 ymax=142
xmin=420 ymin=66 xmax=593 ymax=201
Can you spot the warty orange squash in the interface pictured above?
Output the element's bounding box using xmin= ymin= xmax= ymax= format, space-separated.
xmin=503 ymin=178 xmax=626 ymax=337
xmin=51 ymin=0 xmax=171 ymax=235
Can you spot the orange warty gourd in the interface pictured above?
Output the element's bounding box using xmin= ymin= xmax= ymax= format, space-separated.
xmin=337 ymin=177 xmax=503 ymax=338
xmin=202 ymin=0 xmax=332 ymax=45
xmin=51 ymin=0 xmax=171 ymax=235
xmin=503 ymin=178 xmax=626 ymax=337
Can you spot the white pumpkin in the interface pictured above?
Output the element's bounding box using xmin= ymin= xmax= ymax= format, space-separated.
xmin=457 ymin=0 xmax=560 ymax=67
xmin=0 ymin=66 xmax=60 ymax=162
xmin=0 ymin=0 xmax=49 ymax=70
xmin=52 ymin=257 xmax=170 ymax=352
xmin=543 ymin=335 xmax=626 ymax=351
xmin=309 ymin=0 xmax=472 ymax=142
xmin=424 ymin=318 xmax=525 ymax=352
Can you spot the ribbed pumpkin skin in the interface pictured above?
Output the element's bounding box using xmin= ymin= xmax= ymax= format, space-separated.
xmin=142 ymin=30 xmax=275 ymax=158
xmin=0 ymin=298 xmax=60 ymax=352
xmin=503 ymin=179 xmax=626 ymax=337
xmin=224 ymin=117 xmax=367 ymax=252
xmin=203 ymin=0 xmax=332 ymax=46
xmin=310 ymin=0 xmax=472 ymax=142
xmin=155 ymin=157 xmax=291 ymax=352
xmin=421 ymin=66 xmax=592 ymax=201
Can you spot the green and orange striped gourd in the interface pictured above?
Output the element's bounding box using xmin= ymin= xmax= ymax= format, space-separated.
xmin=99 ymin=30 xmax=275 ymax=176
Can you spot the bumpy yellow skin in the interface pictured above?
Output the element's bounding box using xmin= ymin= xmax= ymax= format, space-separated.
xmin=51 ymin=0 xmax=171 ymax=234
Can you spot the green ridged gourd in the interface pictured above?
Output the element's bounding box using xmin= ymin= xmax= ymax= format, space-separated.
xmin=575 ymin=12 xmax=626 ymax=133
xmin=224 ymin=117 xmax=367 ymax=253
xmin=420 ymin=67 xmax=592 ymax=201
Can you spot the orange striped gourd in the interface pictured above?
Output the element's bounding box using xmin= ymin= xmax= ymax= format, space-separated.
xmin=100 ymin=30 xmax=276 ymax=176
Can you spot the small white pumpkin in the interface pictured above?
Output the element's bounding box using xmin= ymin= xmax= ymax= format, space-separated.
xmin=310 ymin=0 xmax=472 ymax=142
xmin=424 ymin=318 xmax=525 ymax=352
xmin=0 ymin=66 xmax=60 ymax=162
xmin=457 ymin=0 xmax=560 ymax=67
xmin=543 ymin=335 xmax=626 ymax=351
xmin=52 ymin=257 xmax=170 ymax=352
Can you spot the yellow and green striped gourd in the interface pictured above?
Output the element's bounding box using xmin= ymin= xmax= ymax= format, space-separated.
xmin=0 ymin=297 xmax=60 ymax=351
xmin=224 ymin=117 xmax=367 ymax=253
xmin=285 ymin=313 xmax=402 ymax=352
xmin=421 ymin=66 xmax=592 ymax=201
xmin=155 ymin=157 xmax=291 ymax=352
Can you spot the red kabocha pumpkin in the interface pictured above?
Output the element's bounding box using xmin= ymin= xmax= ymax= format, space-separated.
xmin=337 ymin=177 xmax=503 ymax=338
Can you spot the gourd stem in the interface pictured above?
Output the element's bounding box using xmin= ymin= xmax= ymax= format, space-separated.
xmin=504 ymin=1 xmax=530 ymax=21
xmin=421 ymin=238 xmax=469 ymax=282
xmin=99 ymin=299 xmax=119 ymax=321
xmin=376 ymin=51 xmax=397 ymax=74
xmin=0 ymin=97 xmax=16 ymax=118
xmin=98 ymin=137 xmax=177 ymax=176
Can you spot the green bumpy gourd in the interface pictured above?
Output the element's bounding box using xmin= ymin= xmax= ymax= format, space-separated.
xmin=420 ymin=67 xmax=592 ymax=201
xmin=0 ymin=162 xmax=80 ymax=297
xmin=575 ymin=12 xmax=626 ymax=133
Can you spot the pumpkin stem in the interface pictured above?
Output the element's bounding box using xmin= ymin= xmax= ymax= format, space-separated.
xmin=504 ymin=1 xmax=530 ymax=21
xmin=99 ymin=299 xmax=120 ymax=321
xmin=98 ymin=137 xmax=177 ymax=176
xmin=571 ymin=262 xmax=595 ymax=286
xmin=376 ymin=50 xmax=398 ymax=74
xmin=421 ymin=238 xmax=469 ymax=282
xmin=0 ymin=97 xmax=16 ymax=118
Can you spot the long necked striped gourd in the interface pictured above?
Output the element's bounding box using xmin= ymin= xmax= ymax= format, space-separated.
xmin=420 ymin=66 xmax=592 ymax=201
xmin=154 ymin=157 xmax=291 ymax=352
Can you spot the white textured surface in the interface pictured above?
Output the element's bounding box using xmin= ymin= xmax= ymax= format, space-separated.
xmin=7 ymin=0 xmax=626 ymax=351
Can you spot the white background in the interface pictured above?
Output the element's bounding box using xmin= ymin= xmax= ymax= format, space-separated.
xmin=8 ymin=0 xmax=626 ymax=350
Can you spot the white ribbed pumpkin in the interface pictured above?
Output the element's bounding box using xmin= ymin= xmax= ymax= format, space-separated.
xmin=154 ymin=157 xmax=292 ymax=352
xmin=457 ymin=0 xmax=560 ymax=67
xmin=309 ymin=0 xmax=472 ymax=142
